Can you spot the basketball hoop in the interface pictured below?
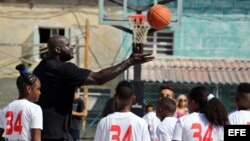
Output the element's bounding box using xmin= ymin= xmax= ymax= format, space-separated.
xmin=128 ymin=14 xmax=150 ymax=44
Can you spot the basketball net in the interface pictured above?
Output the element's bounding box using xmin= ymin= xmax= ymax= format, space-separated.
xmin=128 ymin=14 xmax=150 ymax=44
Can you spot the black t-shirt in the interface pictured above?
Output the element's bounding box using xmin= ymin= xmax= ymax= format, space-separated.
xmin=70 ymin=98 xmax=85 ymax=130
xmin=33 ymin=58 xmax=91 ymax=140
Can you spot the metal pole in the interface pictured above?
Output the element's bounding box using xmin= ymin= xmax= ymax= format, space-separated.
xmin=83 ymin=18 xmax=90 ymax=129
xmin=76 ymin=37 xmax=80 ymax=66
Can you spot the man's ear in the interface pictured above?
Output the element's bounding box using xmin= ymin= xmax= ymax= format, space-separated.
xmin=55 ymin=47 xmax=61 ymax=54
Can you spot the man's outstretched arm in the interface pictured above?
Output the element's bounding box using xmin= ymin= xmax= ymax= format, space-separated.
xmin=84 ymin=52 xmax=155 ymax=85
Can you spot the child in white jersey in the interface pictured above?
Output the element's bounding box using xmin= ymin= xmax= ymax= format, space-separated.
xmin=172 ymin=86 xmax=229 ymax=141
xmin=143 ymin=103 xmax=161 ymax=141
xmin=229 ymin=83 xmax=250 ymax=125
xmin=94 ymin=80 xmax=150 ymax=141
xmin=156 ymin=97 xmax=177 ymax=141
xmin=0 ymin=64 xmax=42 ymax=141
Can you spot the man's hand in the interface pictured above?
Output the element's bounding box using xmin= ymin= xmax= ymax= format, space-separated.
xmin=131 ymin=43 xmax=155 ymax=65
xmin=127 ymin=52 xmax=155 ymax=65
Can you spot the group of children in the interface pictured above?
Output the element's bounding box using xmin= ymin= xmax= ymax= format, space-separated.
xmin=95 ymin=82 xmax=250 ymax=141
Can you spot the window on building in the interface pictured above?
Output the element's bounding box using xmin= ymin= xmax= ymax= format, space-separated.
xmin=143 ymin=31 xmax=173 ymax=57
xmin=39 ymin=28 xmax=65 ymax=59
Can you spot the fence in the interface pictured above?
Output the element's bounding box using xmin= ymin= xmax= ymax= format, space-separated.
xmin=80 ymin=88 xmax=111 ymax=140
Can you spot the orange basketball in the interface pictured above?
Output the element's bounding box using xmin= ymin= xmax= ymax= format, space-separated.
xmin=147 ymin=4 xmax=172 ymax=29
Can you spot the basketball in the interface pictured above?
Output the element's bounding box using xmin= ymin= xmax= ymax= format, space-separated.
xmin=147 ymin=4 xmax=172 ymax=29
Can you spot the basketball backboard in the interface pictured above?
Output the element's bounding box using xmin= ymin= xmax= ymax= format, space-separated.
xmin=99 ymin=0 xmax=183 ymax=28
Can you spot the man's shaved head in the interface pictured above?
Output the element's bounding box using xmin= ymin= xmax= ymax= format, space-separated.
xmin=46 ymin=35 xmax=74 ymax=62
xmin=47 ymin=35 xmax=67 ymax=55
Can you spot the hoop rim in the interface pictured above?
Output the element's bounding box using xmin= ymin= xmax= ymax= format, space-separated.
xmin=128 ymin=14 xmax=147 ymax=20
xmin=128 ymin=14 xmax=150 ymax=44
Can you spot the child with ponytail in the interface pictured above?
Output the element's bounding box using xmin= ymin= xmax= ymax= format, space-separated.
xmin=172 ymin=86 xmax=228 ymax=141
xmin=0 ymin=64 xmax=42 ymax=141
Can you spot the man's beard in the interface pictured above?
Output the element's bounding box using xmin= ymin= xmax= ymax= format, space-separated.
xmin=60 ymin=53 xmax=73 ymax=62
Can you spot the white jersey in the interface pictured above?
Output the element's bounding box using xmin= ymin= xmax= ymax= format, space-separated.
xmin=229 ymin=110 xmax=250 ymax=125
xmin=156 ymin=116 xmax=177 ymax=141
xmin=142 ymin=112 xmax=161 ymax=141
xmin=94 ymin=112 xmax=150 ymax=141
xmin=0 ymin=99 xmax=43 ymax=141
xmin=172 ymin=112 xmax=224 ymax=141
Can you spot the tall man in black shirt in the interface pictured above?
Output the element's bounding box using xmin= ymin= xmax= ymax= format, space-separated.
xmin=33 ymin=35 xmax=154 ymax=141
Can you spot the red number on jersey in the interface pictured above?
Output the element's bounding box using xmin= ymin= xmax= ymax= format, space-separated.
xmin=191 ymin=123 xmax=202 ymax=141
xmin=111 ymin=125 xmax=121 ymax=141
xmin=191 ymin=123 xmax=213 ymax=141
xmin=5 ymin=111 xmax=23 ymax=135
xmin=5 ymin=111 xmax=14 ymax=135
xmin=14 ymin=111 xmax=23 ymax=134
xmin=203 ymin=124 xmax=213 ymax=141
xmin=111 ymin=124 xmax=132 ymax=141
xmin=122 ymin=125 xmax=132 ymax=141
xmin=247 ymin=122 xmax=250 ymax=125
